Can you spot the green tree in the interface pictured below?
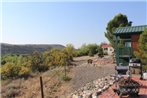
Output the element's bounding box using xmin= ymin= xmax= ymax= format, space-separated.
xmin=87 ymin=44 xmax=98 ymax=56
xmin=31 ymin=51 xmax=47 ymax=72
xmin=135 ymin=29 xmax=147 ymax=70
xmin=104 ymin=13 xmax=131 ymax=48
xmin=80 ymin=44 xmax=89 ymax=55
xmin=98 ymin=47 xmax=104 ymax=58
xmin=63 ymin=44 xmax=75 ymax=61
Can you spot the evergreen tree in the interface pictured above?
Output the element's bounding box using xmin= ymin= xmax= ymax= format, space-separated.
xmin=104 ymin=13 xmax=131 ymax=48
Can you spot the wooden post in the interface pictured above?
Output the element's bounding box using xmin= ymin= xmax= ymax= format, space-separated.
xmin=64 ymin=62 xmax=66 ymax=77
xmin=40 ymin=76 xmax=44 ymax=98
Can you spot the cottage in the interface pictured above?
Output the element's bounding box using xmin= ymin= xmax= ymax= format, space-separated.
xmin=101 ymin=43 xmax=114 ymax=56
xmin=114 ymin=25 xmax=147 ymax=66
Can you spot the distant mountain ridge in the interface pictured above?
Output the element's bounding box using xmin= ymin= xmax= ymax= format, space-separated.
xmin=1 ymin=43 xmax=65 ymax=55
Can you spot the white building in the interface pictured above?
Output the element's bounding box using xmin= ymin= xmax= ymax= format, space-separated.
xmin=101 ymin=44 xmax=114 ymax=55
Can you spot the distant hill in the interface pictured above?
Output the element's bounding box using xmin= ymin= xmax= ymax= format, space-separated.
xmin=1 ymin=43 xmax=65 ymax=55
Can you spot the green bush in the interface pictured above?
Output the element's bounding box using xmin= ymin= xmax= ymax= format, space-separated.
xmin=61 ymin=75 xmax=71 ymax=81
xmin=143 ymin=65 xmax=147 ymax=71
xmin=74 ymin=44 xmax=99 ymax=57
xmin=88 ymin=51 xmax=94 ymax=56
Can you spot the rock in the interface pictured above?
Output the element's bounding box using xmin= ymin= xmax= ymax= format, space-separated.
xmin=70 ymin=75 xmax=116 ymax=98
xmin=92 ymin=92 xmax=98 ymax=98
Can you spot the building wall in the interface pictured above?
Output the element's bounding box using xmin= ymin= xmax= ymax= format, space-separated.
xmin=108 ymin=47 xmax=114 ymax=55
xmin=131 ymin=34 xmax=140 ymax=51
xmin=102 ymin=47 xmax=114 ymax=55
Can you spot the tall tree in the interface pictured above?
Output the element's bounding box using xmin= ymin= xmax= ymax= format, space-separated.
xmin=135 ymin=29 xmax=147 ymax=70
xmin=105 ymin=13 xmax=131 ymax=48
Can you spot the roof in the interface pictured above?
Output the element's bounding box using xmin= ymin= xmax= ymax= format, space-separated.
xmin=114 ymin=25 xmax=147 ymax=35
xmin=101 ymin=44 xmax=112 ymax=48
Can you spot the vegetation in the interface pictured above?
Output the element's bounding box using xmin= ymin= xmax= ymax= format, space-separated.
xmin=61 ymin=75 xmax=71 ymax=81
xmin=74 ymin=44 xmax=100 ymax=57
xmin=134 ymin=29 xmax=147 ymax=70
xmin=117 ymin=39 xmax=124 ymax=48
xmin=63 ymin=44 xmax=75 ymax=61
xmin=97 ymin=46 xmax=104 ymax=58
xmin=0 ymin=43 xmax=106 ymax=80
xmin=104 ymin=13 xmax=131 ymax=48
xmin=1 ymin=47 xmax=70 ymax=80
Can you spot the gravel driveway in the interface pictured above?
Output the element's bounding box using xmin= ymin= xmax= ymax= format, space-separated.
xmin=71 ymin=56 xmax=115 ymax=90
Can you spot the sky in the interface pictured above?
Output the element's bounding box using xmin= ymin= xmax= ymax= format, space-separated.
xmin=1 ymin=0 xmax=147 ymax=48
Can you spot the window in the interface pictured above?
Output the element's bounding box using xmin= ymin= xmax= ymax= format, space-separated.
xmin=104 ymin=48 xmax=108 ymax=50
xmin=125 ymin=42 xmax=131 ymax=47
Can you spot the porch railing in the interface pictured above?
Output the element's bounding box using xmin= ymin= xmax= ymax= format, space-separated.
xmin=118 ymin=47 xmax=133 ymax=57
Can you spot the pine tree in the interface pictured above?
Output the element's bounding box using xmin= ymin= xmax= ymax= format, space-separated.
xmin=105 ymin=13 xmax=131 ymax=48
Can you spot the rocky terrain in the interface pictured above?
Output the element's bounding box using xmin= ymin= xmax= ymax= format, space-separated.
xmin=70 ymin=75 xmax=116 ymax=98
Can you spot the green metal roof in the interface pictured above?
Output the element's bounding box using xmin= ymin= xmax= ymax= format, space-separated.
xmin=114 ymin=25 xmax=147 ymax=35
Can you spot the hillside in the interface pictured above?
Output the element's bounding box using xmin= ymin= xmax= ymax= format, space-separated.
xmin=1 ymin=43 xmax=65 ymax=55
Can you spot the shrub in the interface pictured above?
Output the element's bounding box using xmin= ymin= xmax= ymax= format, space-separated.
xmin=61 ymin=75 xmax=71 ymax=81
xmin=2 ymin=83 xmax=21 ymax=98
xmin=1 ymin=63 xmax=20 ymax=80
xmin=143 ymin=65 xmax=147 ymax=71
xmin=88 ymin=51 xmax=94 ymax=56
xmin=19 ymin=66 xmax=31 ymax=77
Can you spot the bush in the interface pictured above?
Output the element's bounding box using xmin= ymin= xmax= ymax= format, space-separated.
xmin=0 ymin=62 xmax=31 ymax=80
xmin=61 ymin=75 xmax=71 ymax=81
xmin=1 ymin=63 xmax=20 ymax=80
xmin=37 ymin=64 xmax=48 ymax=72
xmin=2 ymin=83 xmax=21 ymax=98
xmin=19 ymin=66 xmax=31 ymax=77
xmin=143 ymin=65 xmax=147 ymax=71
xmin=88 ymin=51 xmax=94 ymax=56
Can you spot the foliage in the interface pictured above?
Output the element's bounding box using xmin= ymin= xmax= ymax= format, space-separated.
xmin=60 ymin=75 xmax=71 ymax=81
xmin=31 ymin=51 xmax=43 ymax=71
xmin=117 ymin=39 xmax=124 ymax=48
xmin=134 ymin=29 xmax=147 ymax=70
xmin=97 ymin=47 xmax=104 ymax=58
xmin=63 ymin=44 xmax=75 ymax=61
xmin=19 ymin=66 xmax=31 ymax=77
xmin=0 ymin=63 xmax=20 ymax=79
xmin=43 ymin=48 xmax=68 ymax=67
xmin=104 ymin=13 xmax=131 ymax=48
xmin=0 ymin=43 xmax=102 ymax=80
xmin=74 ymin=44 xmax=99 ymax=57
xmin=87 ymin=44 xmax=98 ymax=56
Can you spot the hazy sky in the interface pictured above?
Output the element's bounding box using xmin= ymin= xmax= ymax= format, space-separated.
xmin=1 ymin=0 xmax=147 ymax=48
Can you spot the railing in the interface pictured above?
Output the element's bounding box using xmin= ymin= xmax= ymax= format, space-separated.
xmin=118 ymin=47 xmax=133 ymax=57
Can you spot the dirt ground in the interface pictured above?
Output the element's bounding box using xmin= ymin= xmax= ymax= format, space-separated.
xmin=1 ymin=56 xmax=116 ymax=98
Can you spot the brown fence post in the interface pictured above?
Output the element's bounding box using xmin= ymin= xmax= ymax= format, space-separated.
xmin=40 ymin=76 xmax=44 ymax=98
